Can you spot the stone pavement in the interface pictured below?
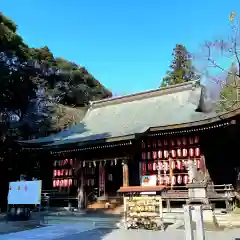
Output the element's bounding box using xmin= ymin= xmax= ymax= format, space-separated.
xmin=58 ymin=228 xmax=240 ymax=240
xmin=0 ymin=223 xmax=95 ymax=240
xmin=1 ymin=224 xmax=240 ymax=240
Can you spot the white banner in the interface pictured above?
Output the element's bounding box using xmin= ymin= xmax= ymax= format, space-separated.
xmin=8 ymin=180 xmax=42 ymax=205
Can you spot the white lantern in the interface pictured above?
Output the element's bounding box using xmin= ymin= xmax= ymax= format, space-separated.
xmin=183 ymin=175 xmax=189 ymax=185
xmin=171 ymin=160 xmax=176 ymax=169
xmin=177 ymin=175 xmax=182 ymax=184
xmin=171 ymin=176 xmax=176 ymax=185
xmin=177 ymin=149 xmax=182 ymax=157
xmin=195 ymin=147 xmax=200 ymax=157
xmin=189 ymin=148 xmax=194 ymax=157
xmin=182 ymin=148 xmax=188 ymax=157
xmin=163 ymin=150 xmax=169 ymax=159
xmin=158 ymin=150 xmax=162 ymax=159
xmin=171 ymin=149 xmax=176 ymax=158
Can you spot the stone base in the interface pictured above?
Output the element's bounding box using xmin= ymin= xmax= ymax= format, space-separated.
xmin=191 ymin=206 xmax=219 ymax=228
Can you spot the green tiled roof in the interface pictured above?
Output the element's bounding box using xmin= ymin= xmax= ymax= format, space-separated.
xmin=19 ymin=81 xmax=217 ymax=146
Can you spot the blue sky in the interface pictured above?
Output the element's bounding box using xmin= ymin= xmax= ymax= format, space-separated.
xmin=1 ymin=1 xmax=239 ymax=95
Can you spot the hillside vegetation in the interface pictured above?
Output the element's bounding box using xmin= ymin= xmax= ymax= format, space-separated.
xmin=0 ymin=12 xmax=112 ymax=138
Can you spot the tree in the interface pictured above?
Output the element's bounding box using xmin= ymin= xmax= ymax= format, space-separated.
xmin=161 ymin=44 xmax=200 ymax=87
xmin=0 ymin=12 xmax=112 ymax=142
xmin=198 ymin=12 xmax=240 ymax=113
xmin=217 ymin=63 xmax=240 ymax=112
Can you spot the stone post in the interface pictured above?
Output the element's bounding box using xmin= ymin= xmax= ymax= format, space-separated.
xmin=183 ymin=205 xmax=194 ymax=240
xmin=195 ymin=205 xmax=205 ymax=240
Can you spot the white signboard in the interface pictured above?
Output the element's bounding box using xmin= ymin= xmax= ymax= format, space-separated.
xmin=8 ymin=180 xmax=42 ymax=205
xmin=141 ymin=175 xmax=157 ymax=195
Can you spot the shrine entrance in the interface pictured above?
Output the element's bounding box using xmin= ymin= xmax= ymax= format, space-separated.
xmin=105 ymin=161 xmax=123 ymax=196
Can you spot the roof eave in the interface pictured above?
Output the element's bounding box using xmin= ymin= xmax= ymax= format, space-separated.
xmin=149 ymin=108 xmax=240 ymax=132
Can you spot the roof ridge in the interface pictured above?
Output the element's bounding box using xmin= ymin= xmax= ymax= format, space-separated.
xmin=90 ymin=80 xmax=199 ymax=108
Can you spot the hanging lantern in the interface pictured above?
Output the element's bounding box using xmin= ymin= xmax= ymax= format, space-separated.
xmin=158 ymin=161 xmax=163 ymax=170
xmin=142 ymin=152 xmax=146 ymax=160
xmin=148 ymin=163 xmax=152 ymax=171
xmin=189 ymin=137 xmax=194 ymax=145
xmin=171 ymin=176 xmax=176 ymax=185
xmin=163 ymin=150 xmax=169 ymax=159
xmin=176 ymin=160 xmax=182 ymax=170
xmin=152 ymin=151 xmax=157 ymax=159
xmin=158 ymin=176 xmax=164 ymax=185
xmin=59 ymin=180 xmax=63 ymax=187
xmin=111 ymin=160 xmax=114 ymax=166
xmin=141 ymin=141 xmax=146 ymax=148
xmin=53 ymin=169 xmax=57 ymax=177
xmin=176 ymin=138 xmax=181 ymax=146
xmin=157 ymin=140 xmax=162 ymax=147
xmin=157 ymin=150 xmax=162 ymax=159
xmin=53 ymin=160 xmax=57 ymax=167
xmin=171 ymin=149 xmax=176 ymax=158
xmin=195 ymin=147 xmax=200 ymax=157
xmin=163 ymin=161 xmax=169 ymax=171
xmin=93 ymin=161 xmax=97 ymax=167
xmin=164 ymin=140 xmax=168 ymax=146
xmin=194 ymin=136 xmax=199 ymax=144
xmin=63 ymin=179 xmax=68 ymax=187
xmin=152 ymin=140 xmax=157 ymax=148
xmin=171 ymin=160 xmax=176 ymax=169
xmin=56 ymin=180 xmax=59 ymax=187
xmin=153 ymin=161 xmax=157 ymax=171
xmin=182 ymin=148 xmax=188 ymax=157
xmin=147 ymin=152 xmax=151 ymax=160
xmin=88 ymin=162 xmax=91 ymax=168
xmin=83 ymin=161 xmax=86 ymax=167
xmin=170 ymin=139 xmax=175 ymax=146
xmin=183 ymin=175 xmax=189 ymax=185
xmin=69 ymin=169 xmax=72 ymax=176
xmin=189 ymin=148 xmax=194 ymax=157
xmin=114 ymin=159 xmax=117 ymax=165
xmin=182 ymin=137 xmax=187 ymax=145
xmin=196 ymin=159 xmax=201 ymax=169
xmin=69 ymin=179 xmax=73 ymax=186
xmin=57 ymin=170 xmax=60 ymax=176
xmin=53 ymin=180 xmax=56 ymax=188
xmin=165 ymin=176 xmax=170 ymax=185
xmin=177 ymin=149 xmax=182 ymax=157
xmin=177 ymin=175 xmax=182 ymax=184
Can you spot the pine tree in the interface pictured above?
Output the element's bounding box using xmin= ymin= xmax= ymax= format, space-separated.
xmin=161 ymin=44 xmax=200 ymax=87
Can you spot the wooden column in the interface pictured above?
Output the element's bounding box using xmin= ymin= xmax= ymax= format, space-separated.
xmin=122 ymin=159 xmax=129 ymax=187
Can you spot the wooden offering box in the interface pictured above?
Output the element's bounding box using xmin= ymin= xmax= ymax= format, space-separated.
xmin=118 ymin=186 xmax=165 ymax=230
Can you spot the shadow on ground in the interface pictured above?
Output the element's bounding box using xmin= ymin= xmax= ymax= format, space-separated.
xmin=59 ymin=228 xmax=117 ymax=240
